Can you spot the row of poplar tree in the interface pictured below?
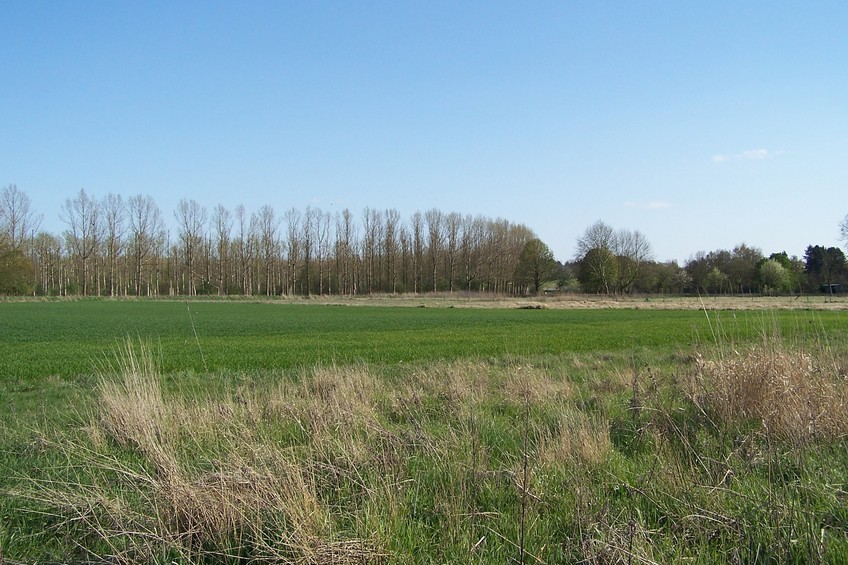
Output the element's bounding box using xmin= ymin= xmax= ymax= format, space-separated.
xmin=1 ymin=185 xmax=552 ymax=297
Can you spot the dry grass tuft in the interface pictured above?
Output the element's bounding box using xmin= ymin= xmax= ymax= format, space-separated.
xmin=581 ymin=517 xmax=659 ymax=565
xmin=503 ymin=364 xmax=573 ymax=406
xmin=380 ymin=360 xmax=491 ymax=426
xmin=268 ymin=364 xmax=378 ymax=436
xmin=415 ymin=359 xmax=491 ymax=404
xmin=693 ymin=344 xmax=848 ymax=443
xmin=97 ymin=338 xmax=178 ymax=475
xmin=539 ymin=407 xmax=612 ymax=467
xmin=19 ymin=340 xmax=385 ymax=563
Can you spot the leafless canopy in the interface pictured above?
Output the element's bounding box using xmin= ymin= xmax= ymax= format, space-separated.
xmin=0 ymin=184 xmax=41 ymax=249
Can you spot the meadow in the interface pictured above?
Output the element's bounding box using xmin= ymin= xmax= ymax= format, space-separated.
xmin=1 ymin=298 xmax=848 ymax=563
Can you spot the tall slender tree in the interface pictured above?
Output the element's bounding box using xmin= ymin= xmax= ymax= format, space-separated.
xmin=362 ymin=207 xmax=382 ymax=294
xmin=174 ymin=199 xmax=208 ymax=296
xmin=255 ymin=205 xmax=279 ymax=296
xmin=444 ymin=212 xmax=461 ymax=292
xmin=316 ymin=209 xmax=331 ymax=295
xmin=460 ymin=215 xmax=484 ymax=291
xmin=32 ymin=231 xmax=63 ymax=295
xmin=127 ymin=195 xmax=163 ymax=296
xmin=384 ymin=208 xmax=401 ymax=294
xmin=283 ymin=208 xmax=302 ymax=295
xmin=411 ymin=211 xmax=423 ymax=294
xmin=425 ymin=208 xmax=443 ymax=292
xmin=102 ymin=193 xmax=126 ymax=296
xmin=61 ymin=188 xmax=102 ymax=295
xmin=302 ymin=207 xmax=319 ymax=295
xmin=234 ymin=205 xmax=254 ymax=295
xmin=335 ymin=208 xmax=356 ymax=295
xmin=211 ymin=204 xmax=232 ymax=295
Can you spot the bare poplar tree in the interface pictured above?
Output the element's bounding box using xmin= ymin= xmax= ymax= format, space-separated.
xmin=335 ymin=208 xmax=356 ymax=295
xmin=316 ymin=209 xmax=331 ymax=295
xmin=486 ymin=219 xmax=509 ymax=293
xmin=211 ymin=205 xmax=232 ymax=295
xmin=460 ymin=215 xmax=484 ymax=291
xmin=233 ymin=205 xmax=254 ymax=295
xmin=283 ymin=208 xmax=302 ymax=295
xmin=411 ymin=211 xmax=423 ymax=294
xmin=444 ymin=212 xmax=461 ymax=292
xmin=32 ymin=232 xmax=63 ymax=295
xmin=174 ymin=199 xmax=208 ymax=296
xmin=362 ymin=207 xmax=383 ymax=294
xmin=127 ymin=195 xmax=164 ymax=296
xmin=254 ymin=204 xmax=279 ymax=296
xmin=399 ymin=225 xmax=411 ymax=291
xmin=424 ymin=208 xmax=443 ymax=292
xmin=61 ymin=188 xmax=102 ymax=295
xmin=102 ymin=194 xmax=126 ymax=296
xmin=384 ymin=208 xmax=401 ymax=294
xmin=1 ymin=184 xmax=41 ymax=250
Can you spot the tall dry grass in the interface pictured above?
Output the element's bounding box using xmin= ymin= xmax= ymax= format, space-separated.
xmin=538 ymin=407 xmax=612 ymax=467
xmin=18 ymin=339 xmax=383 ymax=564
xmin=692 ymin=338 xmax=848 ymax=444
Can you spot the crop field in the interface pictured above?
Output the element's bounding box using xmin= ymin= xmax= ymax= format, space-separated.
xmin=2 ymin=298 xmax=840 ymax=379
xmin=2 ymin=298 xmax=848 ymax=563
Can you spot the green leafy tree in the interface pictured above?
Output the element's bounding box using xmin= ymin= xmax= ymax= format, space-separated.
xmin=513 ymin=238 xmax=556 ymax=294
xmin=758 ymin=259 xmax=789 ymax=295
xmin=804 ymin=245 xmax=847 ymax=292
xmin=671 ymin=269 xmax=693 ymax=294
xmin=757 ymin=252 xmax=803 ymax=293
xmin=557 ymin=262 xmax=580 ymax=292
xmin=766 ymin=251 xmax=792 ymax=271
xmin=0 ymin=242 xmax=35 ymax=295
xmin=726 ymin=244 xmax=763 ymax=293
xmin=704 ymin=267 xmax=730 ymax=294
xmin=685 ymin=244 xmax=762 ymax=294
xmin=578 ymin=247 xmax=618 ymax=294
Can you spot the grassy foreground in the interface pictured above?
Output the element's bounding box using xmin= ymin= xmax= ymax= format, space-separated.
xmin=2 ymin=299 xmax=848 ymax=562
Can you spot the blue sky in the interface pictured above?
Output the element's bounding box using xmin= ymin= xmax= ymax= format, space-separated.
xmin=2 ymin=1 xmax=846 ymax=263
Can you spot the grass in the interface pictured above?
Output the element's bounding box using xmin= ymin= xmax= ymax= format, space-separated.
xmin=1 ymin=300 xmax=843 ymax=380
xmin=1 ymin=299 xmax=848 ymax=562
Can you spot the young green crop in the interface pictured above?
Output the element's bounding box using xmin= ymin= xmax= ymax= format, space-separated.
xmin=2 ymin=300 xmax=842 ymax=381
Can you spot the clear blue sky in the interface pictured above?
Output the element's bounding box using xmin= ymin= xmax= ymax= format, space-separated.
xmin=2 ymin=1 xmax=846 ymax=263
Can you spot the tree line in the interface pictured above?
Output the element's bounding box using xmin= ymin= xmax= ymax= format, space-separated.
xmin=2 ymin=184 xmax=846 ymax=297
xmin=564 ymin=220 xmax=848 ymax=297
xmin=1 ymin=185 xmax=543 ymax=297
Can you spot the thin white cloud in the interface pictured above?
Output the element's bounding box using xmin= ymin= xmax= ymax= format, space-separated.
xmin=624 ymin=200 xmax=672 ymax=210
xmin=741 ymin=149 xmax=769 ymax=160
xmin=712 ymin=148 xmax=783 ymax=163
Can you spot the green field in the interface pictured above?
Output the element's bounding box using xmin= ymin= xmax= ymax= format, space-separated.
xmin=2 ymin=299 xmax=848 ymax=563
xmin=2 ymin=299 xmax=840 ymax=378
